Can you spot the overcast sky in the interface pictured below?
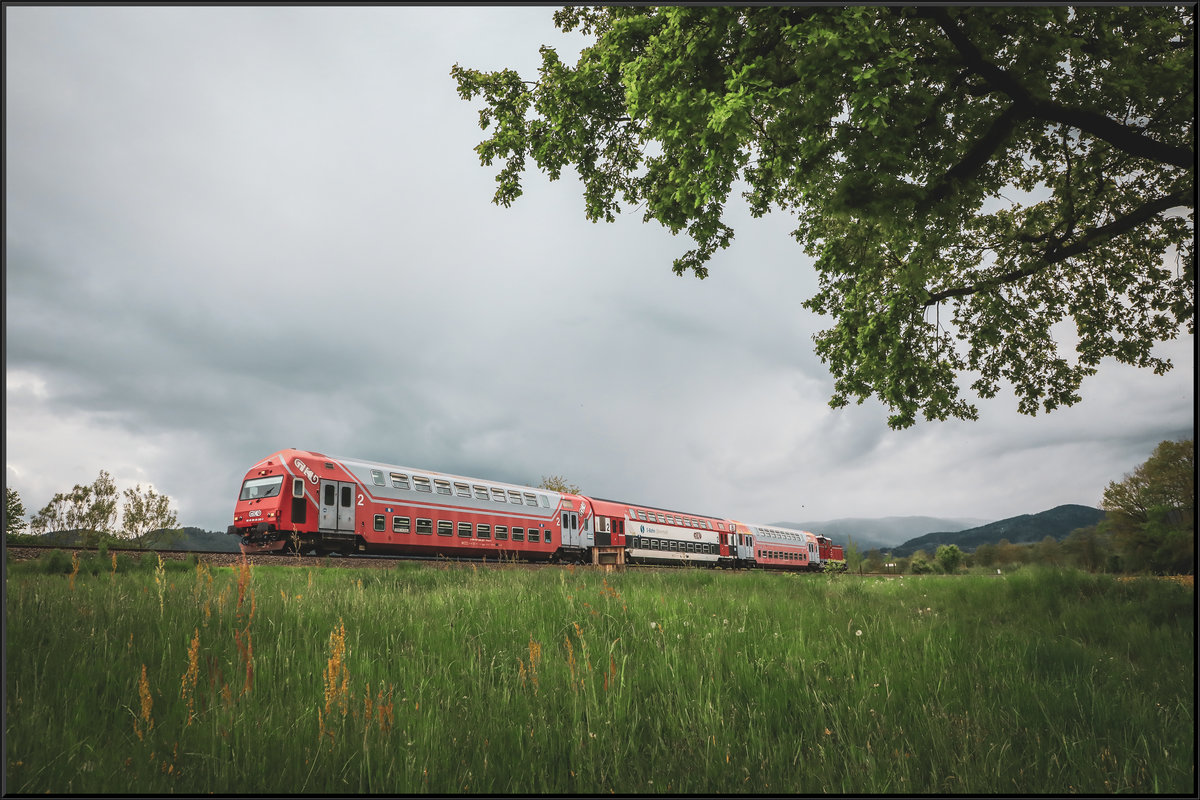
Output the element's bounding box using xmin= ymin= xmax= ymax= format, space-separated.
xmin=6 ymin=6 xmax=1193 ymax=534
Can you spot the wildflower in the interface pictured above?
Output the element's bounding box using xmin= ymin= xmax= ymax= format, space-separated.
xmin=181 ymin=628 xmax=200 ymax=724
xmin=134 ymin=664 xmax=154 ymax=740
xmin=856 ymin=630 xmax=863 ymax=637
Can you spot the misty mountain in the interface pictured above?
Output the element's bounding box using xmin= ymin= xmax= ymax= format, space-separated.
xmin=18 ymin=527 xmax=241 ymax=552
xmin=771 ymin=516 xmax=991 ymax=552
xmin=889 ymin=505 xmax=1106 ymax=556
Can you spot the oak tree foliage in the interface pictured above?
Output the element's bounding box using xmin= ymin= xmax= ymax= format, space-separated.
xmin=453 ymin=6 xmax=1194 ymax=428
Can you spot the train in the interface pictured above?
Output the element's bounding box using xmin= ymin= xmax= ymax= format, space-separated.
xmin=227 ymin=449 xmax=845 ymax=571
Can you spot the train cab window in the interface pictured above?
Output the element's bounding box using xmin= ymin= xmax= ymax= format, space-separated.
xmin=512 ymin=527 xmax=525 ymax=542
xmin=437 ymin=520 xmax=453 ymax=536
xmin=414 ymin=477 xmax=433 ymax=493
xmin=476 ymin=524 xmax=491 ymax=539
xmin=435 ymin=480 xmax=452 ymax=496
xmin=374 ymin=514 xmax=385 ymax=531
xmin=524 ymin=492 xmax=538 ymax=506
xmin=495 ymin=526 xmax=509 ymax=541
xmin=340 ymin=486 xmax=353 ymax=508
xmin=491 ymin=488 xmax=507 ymax=503
xmin=538 ymin=495 xmax=550 ymax=508
xmin=292 ymin=478 xmax=305 ymax=498
xmin=508 ymin=490 xmax=523 ymax=505
xmin=416 ymin=519 xmax=433 ymax=535
xmin=371 ymin=470 xmax=385 ymax=486
xmin=528 ymin=528 xmax=540 ymax=542
xmin=391 ymin=473 xmax=410 ymax=489
xmin=458 ymin=522 xmax=472 ymax=537
xmin=241 ymin=475 xmax=284 ymax=500
xmin=454 ymin=482 xmax=471 ymax=498
xmin=393 ymin=516 xmax=411 ymax=533
xmin=473 ymin=485 xmax=489 ymax=500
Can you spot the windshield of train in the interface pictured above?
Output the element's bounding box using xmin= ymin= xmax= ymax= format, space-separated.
xmin=240 ymin=475 xmax=284 ymax=500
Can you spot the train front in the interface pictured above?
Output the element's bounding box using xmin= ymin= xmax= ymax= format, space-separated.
xmin=228 ymin=449 xmax=315 ymax=553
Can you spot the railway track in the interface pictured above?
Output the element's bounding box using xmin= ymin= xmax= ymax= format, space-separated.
xmin=3 ymin=545 xmax=568 ymax=571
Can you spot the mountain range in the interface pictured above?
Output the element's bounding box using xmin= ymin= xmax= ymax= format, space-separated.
xmin=776 ymin=505 xmax=1105 ymax=556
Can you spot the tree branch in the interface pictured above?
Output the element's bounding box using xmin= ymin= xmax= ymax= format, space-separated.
xmin=922 ymin=189 xmax=1193 ymax=307
xmin=920 ymin=7 xmax=1194 ymax=170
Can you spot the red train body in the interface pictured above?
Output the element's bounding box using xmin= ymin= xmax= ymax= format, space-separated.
xmin=228 ymin=449 xmax=847 ymax=572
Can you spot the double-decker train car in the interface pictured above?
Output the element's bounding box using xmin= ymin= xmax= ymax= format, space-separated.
xmin=228 ymin=449 xmax=841 ymax=571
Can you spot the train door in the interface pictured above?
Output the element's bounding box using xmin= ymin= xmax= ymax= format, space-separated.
xmin=319 ymin=480 xmax=357 ymax=532
xmin=595 ymin=516 xmax=611 ymax=546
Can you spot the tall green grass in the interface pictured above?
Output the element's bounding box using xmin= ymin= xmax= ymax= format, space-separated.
xmin=4 ymin=557 xmax=1194 ymax=794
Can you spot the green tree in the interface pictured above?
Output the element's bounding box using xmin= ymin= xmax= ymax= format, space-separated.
xmin=935 ymin=543 xmax=964 ymax=573
xmin=30 ymin=470 xmax=120 ymax=546
xmin=843 ymin=536 xmax=864 ymax=574
xmin=973 ymin=541 xmax=998 ymax=567
xmin=454 ymin=7 xmax=1194 ymax=429
xmin=1060 ymin=524 xmax=1109 ymax=572
xmin=537 ymin=475 xmax=581 ymax=494
xmin=121 ymin=484 xmax=181 ymax=546
xmin=6 ymin=487 xmax=28 ymax=536
xmin=1102 ymin=438 xmax=1195 ymax=573
xmin=1031 ymin=535 xmax=1065 ymax=567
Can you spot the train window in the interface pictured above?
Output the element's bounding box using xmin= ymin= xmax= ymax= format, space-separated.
xmin=434 ymin=480 xmax=452 ymax=496
xmin=454 ymin=482 xmax=471 ymax=498
xmin=458 ymin=522 xmax=472 ymax=537
xmin=437 ymin=520 xmax=453 ymax=536
xmin=473 ymin=485 xmax=489 ymax=500
xmin=637 ymin=510 xmax=647 ymax=521
xmin=241 ymin=475 xmax=284 ymax=500
xmin=528 ymin=528 xmax=540 ymax=543
xmin=324 ymin=484 xmax=336 ymax=505
xmin=371 ymin=470 xmax=385 ymax=486
xmin=654 ymin=513 xmax=663 ymax=523
xmin=544 ymin=528 xmax=552 ymax=544
xmin=340 ymin=486 xmax=353 ymax=508
xmin=391 ymin=473 xmax=410 ymax=489
xmin=413 ymin=477 xmax=433 ymax=493
xmin=539 ymin=495 xmax=550 ymax=508
xmin=718 ymin=522 xmax=725 ymax=530
xmin=508 ymin=490 xmax=523 ymax=505
xmin=293 ymin=478 xmax=305 ymax=498
xmin=393 ymin=516 xmax=410 ymax=533
xmin=491 ymin=488 xmax=506 ymax=503
xmin=416 ymin=518 xmax=433 ymax=535
xmin=373 ymin=515 xmax=385 ymax=531
xmin=495 ymin=525 xmax=508 ymax=541
xmin=512 ymin=527 xmax=525 ymax=542
xmin=477 ymin=524 xmax=491 ymax=539
xmin=524 ymin=492 xmax=538 ymax=506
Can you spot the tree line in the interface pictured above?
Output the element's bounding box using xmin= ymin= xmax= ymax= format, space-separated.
xmin=5 ymin=470 xmax=180 ymax=548
xmin=843 ymin=438 xmax=1194 ymax=575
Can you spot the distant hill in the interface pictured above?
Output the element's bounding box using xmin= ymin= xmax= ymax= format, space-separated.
xmin=890 ymin=505 xmax=1106 ymax=556
xmin=14 ymin=527 xmax=241 ymax=552
xmin=772 ymin=516 xmax=991 ymax=552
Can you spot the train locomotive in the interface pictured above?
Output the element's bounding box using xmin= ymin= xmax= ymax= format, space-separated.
xmin=228 ymin=449 xmax=844 ymax=571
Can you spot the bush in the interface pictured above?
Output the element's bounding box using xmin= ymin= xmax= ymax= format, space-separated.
xmin=910 ymin=557 xmax=935 ymax=574
xmin=41 ymin=549 xmax=72 ymax=575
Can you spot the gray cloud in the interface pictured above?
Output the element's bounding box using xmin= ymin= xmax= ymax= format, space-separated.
xmin=6 ymin=7 xmax=1193 ymax=534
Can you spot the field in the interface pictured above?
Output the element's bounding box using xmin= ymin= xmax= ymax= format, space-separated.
xmin=4 ymin=553 xmax=1194 ymax=794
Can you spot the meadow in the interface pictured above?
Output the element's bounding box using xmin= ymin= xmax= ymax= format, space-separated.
xmin=4 ymin=551 xmax=1194 ymax=794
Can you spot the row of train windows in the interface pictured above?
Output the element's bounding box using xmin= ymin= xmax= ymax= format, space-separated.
xmin=370 ymin=470 xmax=549 ymax=508
xmin=634 ymin=510 xmax=720 ymax=530
xmin=631 ymin=536 xmax=718 ymax=555
xmin=758 ymin=550 xmax=806 ymax=561
xmin=373 ymin=515 xmax=549 ymax=543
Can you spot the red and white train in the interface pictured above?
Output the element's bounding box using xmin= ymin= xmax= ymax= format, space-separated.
xmin=228 ymin=449 xmax=845 ymax=571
